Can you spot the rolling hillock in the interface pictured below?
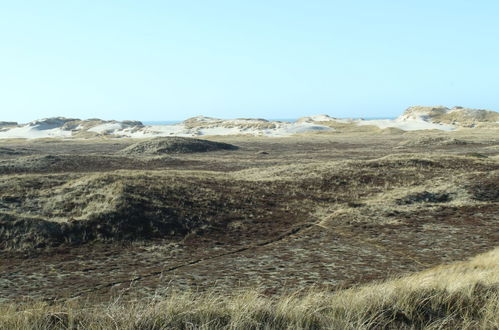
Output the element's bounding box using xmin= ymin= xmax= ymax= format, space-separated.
xmin=398 ymin=136 xmax=471 ymax=147
xmin=0 ymin=154 xmax=190 ymax=174
xmin=0 ymin=172 xmax=309 ymax=250
xmin=119 ymin=137 xmax=239 ymax=155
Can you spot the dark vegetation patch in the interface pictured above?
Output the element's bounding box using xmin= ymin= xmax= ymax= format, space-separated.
xmin=0 ymin=147 xmax=30 ymax=156
xmin=466 ymin=152 xmax=488 ymax=158
xmin=361 ymin=155 xmax=498 ymax=171
xmin=399 ymin=136 xmax=472 ymax=147
xmin=0 ymin=147 xmax=19 ymax=155
xmin=119 ymin=137 xmax=239 ymax=155
xmin=395 ymin=191 xmax=452 ymax=205
xmin=467 ymin=173 xmax=499 ymax=201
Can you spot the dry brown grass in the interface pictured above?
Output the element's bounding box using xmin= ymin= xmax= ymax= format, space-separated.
xmin=0 ymin=247 xmax=497 ymax=329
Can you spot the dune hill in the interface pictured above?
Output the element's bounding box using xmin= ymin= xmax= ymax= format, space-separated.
xmin=400 ymin=106 xmax=499 ymax=127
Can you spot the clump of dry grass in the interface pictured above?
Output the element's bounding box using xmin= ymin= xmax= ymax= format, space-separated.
xmin=1 ymin=248 xmax=497 ymax=329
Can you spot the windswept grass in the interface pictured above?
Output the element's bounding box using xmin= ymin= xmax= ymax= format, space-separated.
xmin=1 ymin=248 xmax=497 ymax=329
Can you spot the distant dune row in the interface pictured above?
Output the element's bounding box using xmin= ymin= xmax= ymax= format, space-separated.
xmin=1 ymin=106 xmax=497 ymax=139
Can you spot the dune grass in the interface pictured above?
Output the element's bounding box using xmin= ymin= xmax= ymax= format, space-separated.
xmin=1 ymin=247 xmax=497 ymax=329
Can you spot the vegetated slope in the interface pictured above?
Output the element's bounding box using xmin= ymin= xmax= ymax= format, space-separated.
xmin=0 ymin=154 xmax=197 ymax=175
xmin=398 ymin=136 xmax=471 ymax=147
xmin=0 ymin=147 xmax=29 ymax=156
xmin=1 ymin=247 xmax=497 ymax=329
xmin=118 ymin=137 xmax=239 ymax=155
xmin=0 ymin=154 xmax=496 ymax=251
xmin=0 ymin=171 xmax=309 ymax=250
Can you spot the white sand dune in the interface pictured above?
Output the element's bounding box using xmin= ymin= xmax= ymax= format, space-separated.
xmin=88 ymin=122 xmax=128 ymax=134
xmin=298 ymin=106 xmax=498 ymax=131
xmin=0 ymin=118 xmax=75 ymax=139
xmin=0 ymin=117 xmax=334 ymax=139
xmin=355 ymin=118 xmax=455 ymax=131
xmin=0 ymin=106 xmax=497 ymax=139
xmin=120 ymin=120 xmax=332 ymax=138
xmin=0 ymin=125 xmax=73 ymax=139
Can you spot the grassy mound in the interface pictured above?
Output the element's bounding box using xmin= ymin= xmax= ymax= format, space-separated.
xmin=399 ymin=136 xmax=470 ymax=147
xmin=0 ymin=173 xmax=207 ymax=249
xmin=119 ymin=137 xmax=238 ymax=155
xmin=0 ymin=147 xmax=28 ymax=156
xmin=0 ymin=172 xmax=308 ymax=250
xmin=0 ymin=154 xmax=196 ymax=174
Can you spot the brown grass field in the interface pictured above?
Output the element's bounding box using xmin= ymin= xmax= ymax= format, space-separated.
xmin=0 ymin=127 xmax=498 ymax=329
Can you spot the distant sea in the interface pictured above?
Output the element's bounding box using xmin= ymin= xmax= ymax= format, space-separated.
xmin=142 ymin=117 xmax=395 ymax=125
xmin=142 ymin=119 xmax=297 ymax=125
xmin=143 ymin=121 xmax=181 ymax=125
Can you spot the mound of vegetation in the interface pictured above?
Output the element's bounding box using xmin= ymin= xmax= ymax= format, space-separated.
xmin=0 ymin=172 xmax=308 ymax=250
xmin=0 ymin=147 xmax=26 ymax=156
xmin=399 ymin=136 xmax=470 ymax=147
xmin=119 ymin=137 xmax=238 ymax=155
xmin=0 ymin=154 xmax=194 ymax=174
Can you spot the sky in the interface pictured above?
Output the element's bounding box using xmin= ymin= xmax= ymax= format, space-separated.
xmin=1 ymin=1 xmax=498 ymax=123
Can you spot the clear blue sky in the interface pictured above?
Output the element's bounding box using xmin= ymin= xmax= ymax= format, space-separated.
xmin=1 ymin=1 xmax=498 ymax=122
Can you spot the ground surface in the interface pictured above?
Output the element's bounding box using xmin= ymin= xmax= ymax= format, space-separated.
xmin=0 ymin=129 xmax=498 ymax=303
